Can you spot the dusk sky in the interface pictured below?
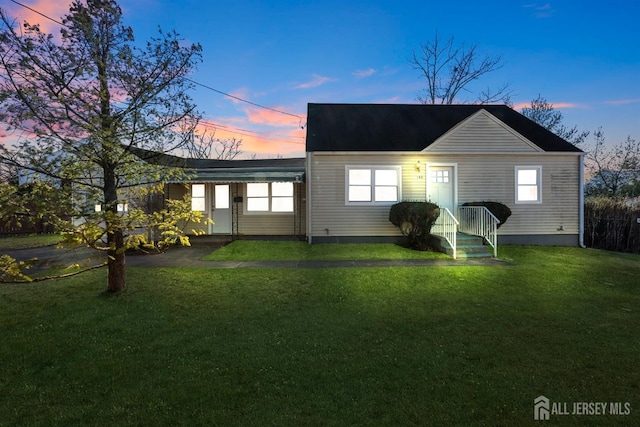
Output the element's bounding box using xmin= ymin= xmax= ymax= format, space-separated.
xmin=3 ymin=0 xmax=640 ymax=158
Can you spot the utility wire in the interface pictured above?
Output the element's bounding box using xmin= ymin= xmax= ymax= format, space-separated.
xmin=199 ymin=118 xmax=304 ymax=139
xmin=7 ymin=0 xmax=63 ymax=25
xmin=186 ymin=79 xmax=305 ymax=128
xmin=6 ymin=0 xmax=305 ymax=130
xmin=197 ymin=119 xmax=304 ymax=145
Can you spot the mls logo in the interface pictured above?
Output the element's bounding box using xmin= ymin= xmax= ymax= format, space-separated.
xmin=534 ymin=395 xmax=550 ymax=420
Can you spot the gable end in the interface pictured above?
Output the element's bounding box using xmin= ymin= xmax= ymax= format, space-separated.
xmin=424 ymin=110 xmax=543 ymax=153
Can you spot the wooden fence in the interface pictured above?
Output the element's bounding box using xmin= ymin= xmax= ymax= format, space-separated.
xmin=584 ymin=197 xmax=640 ymax=253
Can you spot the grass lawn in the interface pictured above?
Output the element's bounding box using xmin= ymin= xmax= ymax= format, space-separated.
xmin=0 ymin=234 xmax=61 ymax=250
xmin=1 ymin=245 xmax=639 ymax=425
xmin=204 ymin=240 xmax=450 ymax=261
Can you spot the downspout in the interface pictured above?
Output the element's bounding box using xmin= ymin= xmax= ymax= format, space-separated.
xmin=579 ymin=153 xmax=585 ymax=248
xmin=306 ymin=153 xmax=312 ymax=244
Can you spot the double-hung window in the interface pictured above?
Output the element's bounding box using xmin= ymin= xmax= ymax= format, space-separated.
xmin=346 ymin=166 xmax=401 ymax=205
xmin=246 ymin=182 xmax=294 ymax=213
xmin=271 ymin=182 xmax=294 ymax=212
xmin=515 ymin=166 xmax=542 ymax=203
xmin=191 ymin=184 xmax=206 ymax=211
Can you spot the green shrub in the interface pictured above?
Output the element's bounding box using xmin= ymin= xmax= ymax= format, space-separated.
xmin=389 ymin=201 xmax=440 ymax=250
xmin=462 ymin=201 xmax=511 ymax=228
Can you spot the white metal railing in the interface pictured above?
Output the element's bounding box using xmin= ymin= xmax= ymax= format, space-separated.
xmin=458 ymin=206 xmax=500 ymax=257
xmin=433 ymin=208 xmax=459 ymax=259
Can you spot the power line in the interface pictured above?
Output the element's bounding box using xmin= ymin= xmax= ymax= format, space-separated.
xmin=6 ymin=0 xmax=306 ymax=128
xmin=199 ymin=118 xmax=304 ymax=139
xmin=7 ymin=0 xmax=63 ymax=26
xmin=186 ymin=79 xmax=305 ymax=128
xmin=197 ymin=119 xmax=304 ymax=145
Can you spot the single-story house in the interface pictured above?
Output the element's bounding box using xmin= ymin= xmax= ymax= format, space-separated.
xmin=304 ymin=103 xmax=584 ymax=246
xmin=164 ymin=103 xmax=584 ymax=249
xmin=163 ymin=157 xmax=307 ymax=238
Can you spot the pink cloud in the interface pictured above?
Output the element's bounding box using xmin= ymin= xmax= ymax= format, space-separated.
xmin=226 ymin=88 xmax=252 ymax=105
xmin=513 ymin=101 xmax=584 ymax=110
xmin=375 ymin=96 xmax=402 ymax=104
xmin=294 ymin=74 xmax=335 ymax=89
xmin=553 ymin=102 xmax=583 ymax=109
xmin=244 ymin=106 xmax=304 ymax=128
xmin=512 ymin=102 xmax=530 ymax=110
xmin=193 ymin=106 xmax=306 ymax=159
xmin=353 ymin=68 xmax=376 ymax=79
xmin=4 ymin=0 xmax=68 ymax=34
xmin=604 ymin=98 xmax=640 ymax=106
xmin=211 ymin=125 xmax=304 ymax=158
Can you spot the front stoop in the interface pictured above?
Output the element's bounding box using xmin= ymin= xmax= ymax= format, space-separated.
xmin=436 ymin=232 xmax=493 ymax=259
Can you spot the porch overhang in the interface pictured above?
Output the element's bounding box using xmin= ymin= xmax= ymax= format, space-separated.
xmin=177 ymin=168 xmax=305 ymax=183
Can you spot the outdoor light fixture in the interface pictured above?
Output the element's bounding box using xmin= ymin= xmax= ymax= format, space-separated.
xmin=415 ymin=161 xmax=423 ymax=173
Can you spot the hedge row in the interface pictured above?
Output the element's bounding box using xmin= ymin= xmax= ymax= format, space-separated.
xmin=584 ymin=197 xmax=640 ymax=253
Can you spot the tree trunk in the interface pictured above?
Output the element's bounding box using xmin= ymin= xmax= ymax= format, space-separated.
xmin=104 ymin=164 xmax=126 ymax=292
xmin=106 ymin=228 xmax=126 ymax=292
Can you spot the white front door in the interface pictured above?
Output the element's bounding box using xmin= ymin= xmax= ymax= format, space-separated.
xmin=211 ymin=184 xmax=231 ymax=234
xmin=427 ymin=166 xmax=455 ymax=214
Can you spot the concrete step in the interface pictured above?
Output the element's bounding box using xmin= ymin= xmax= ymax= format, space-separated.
xmin=435 ymin=232 xmax=494 ymax=259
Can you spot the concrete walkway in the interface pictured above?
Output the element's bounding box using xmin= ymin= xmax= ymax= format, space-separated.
xmin=3 ymin=242 xmax=510 ymax=270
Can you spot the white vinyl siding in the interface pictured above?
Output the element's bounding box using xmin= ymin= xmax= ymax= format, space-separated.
xmin=345 ymin=166 xmax=401 ymax=205
xmin=426 ymin=110 xmax=542 ymax=153
xmin=308 ymin=153 xmax=581 ymax=239
xmin=308 ymin=156 xmax=420 ymax=237
xmin=515 ymin=166 xmax=542 ymax=203
xmin=459 ymin=158 xmax=578 ymax=235
xmin=168 ymin=182 xmax=306 ymax=236
xmin=238 ymin=183 xmax=305 ymax=234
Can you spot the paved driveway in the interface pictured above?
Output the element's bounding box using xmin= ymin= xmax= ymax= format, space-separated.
xmin=3 ymin=243 xmax=221 ymax=271
xmin=3 ymin=242 xmax=509 ymax=271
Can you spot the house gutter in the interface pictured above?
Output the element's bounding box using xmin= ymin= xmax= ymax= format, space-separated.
xmin=306 ymin=152 xmax=312 ymax=244
xmin=579 ymin=153 xmax=585 ymax=248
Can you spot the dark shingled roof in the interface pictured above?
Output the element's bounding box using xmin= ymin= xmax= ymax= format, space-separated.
xmin=129 ymin=147 xmax=305 ymax=182
xmin=130 ymin=146 xmax=305 ymax=170
xmin=305 ymin=103 xmax=582 ymax=153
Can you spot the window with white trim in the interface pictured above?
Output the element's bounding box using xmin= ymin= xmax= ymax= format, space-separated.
xmin=271 ymin=182 xmax=294 ymax=212
xmin=246 ymin=182 xmax=294 ymax=213
xmin=346 ymin=166 xmax=401 ymax=204
xmin=191 ymin=184 xmax=206 ymax=211
xmin=515 ymin=166 xmax=542 ymax=203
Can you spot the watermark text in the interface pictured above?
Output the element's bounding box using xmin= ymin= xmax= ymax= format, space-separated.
xmin=534 ymin=396 xmax=631 ymax=421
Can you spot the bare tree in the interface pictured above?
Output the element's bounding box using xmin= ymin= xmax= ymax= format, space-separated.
xmin=521 ymin=95 xmax=589 ymax=146
xmin=585 ymin=129 xmax=640 ymax=197
xmin=409 ymin=31 xmax=511 ymax=104
xmin=187 ymin=130 xmax=243 ymax=160
xmin=215 ymin=137 xmax=243 ymax=160
xmin=0 ymin=1 xmax=203 ymax=291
